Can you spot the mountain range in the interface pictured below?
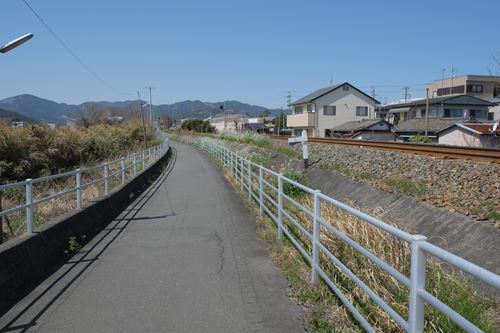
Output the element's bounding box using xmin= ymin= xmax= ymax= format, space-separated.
xmin=0 ymin=94 xmax=281 ymax=124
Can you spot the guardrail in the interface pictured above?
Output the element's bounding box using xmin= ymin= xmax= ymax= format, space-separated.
xmin=197 ymin=138 xmax=499 ymax=333
xmin=0 ymin=139 xmax=170 ymax=240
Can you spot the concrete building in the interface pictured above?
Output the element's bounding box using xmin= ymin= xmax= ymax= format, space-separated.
xmin=330 ymin=119 xmax=394 ymax=141
xmin=426 ymin=74 xmax=500 ymax=120
xmin=209 ymin=113 xmax=249 ymax=133
xmin=437 ymin=123 xmax=500 ymax=148
xmin=379 ymin=95 xmax=495 ymax=126
xmin=287 ymin=82 xmax=379 ymax=137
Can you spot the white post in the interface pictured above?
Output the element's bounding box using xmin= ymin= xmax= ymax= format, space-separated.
xmin=277 ymin=174 xmax=283 ymax=240
xmin=247 ymin=159 xmax=252 ymax=203
xmin=76 ymin=169 xmax=82 ymax=209
xmin=302 ymin=130 xmax=309 ymax=168
xmin=121 ymin=157 xmax=126 ymax=185
xmin=133 ymin=154 xmax=137 ymax=176
xmin=104 ymin=162 xmax=109 ymax=195
xmin=25 ymin=178 xmax=33 ymax=235
xmin=240 ymin=157 xmax=244 ymax=192
xmin=408 ymin=235 xmax=427 ymax=333
xmin=259 ymin=165 xmax=263 ymax=216
xmin=311 ymin=190 xmax=321 ymax=284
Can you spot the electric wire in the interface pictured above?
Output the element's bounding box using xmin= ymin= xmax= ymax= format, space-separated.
xmin=21 ymin=0 xmax=133 ymax=97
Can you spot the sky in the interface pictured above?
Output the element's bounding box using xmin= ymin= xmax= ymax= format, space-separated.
xmin=1 ymin=0 xmax=500 ymax=108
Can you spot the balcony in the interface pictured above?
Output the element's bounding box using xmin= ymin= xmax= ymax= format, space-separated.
xmin=287 ymin=112 xmax=315 ymax=128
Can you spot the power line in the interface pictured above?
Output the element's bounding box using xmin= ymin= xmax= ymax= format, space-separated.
xmin=21 ymin=0 xmax=132 ymax=97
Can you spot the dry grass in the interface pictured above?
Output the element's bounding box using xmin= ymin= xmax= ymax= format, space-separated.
xmin=216 ymin=153 xmax=499 ymax=332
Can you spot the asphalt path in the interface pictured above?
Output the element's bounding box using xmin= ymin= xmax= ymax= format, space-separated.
xmin=0 ymin=142 xmax=305 ymax=333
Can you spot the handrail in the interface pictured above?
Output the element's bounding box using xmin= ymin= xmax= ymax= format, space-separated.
xmin=0 ymin=139 xmax=170 ymax=240
xmin=197 ymin=138 xmax=500 ymax=333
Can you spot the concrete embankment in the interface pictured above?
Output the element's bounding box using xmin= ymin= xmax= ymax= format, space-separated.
xmin=0 ymin=149 xmax=171 ymax=316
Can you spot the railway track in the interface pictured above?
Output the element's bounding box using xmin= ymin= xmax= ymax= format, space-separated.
xmin=269 ymin=135 xmax=500 ymax=163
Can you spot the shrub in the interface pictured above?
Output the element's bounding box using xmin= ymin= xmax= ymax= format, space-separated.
xmin=409 ymin=133 xmax=433 ymax=143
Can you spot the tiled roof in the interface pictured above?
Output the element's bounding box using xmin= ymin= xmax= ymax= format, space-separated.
xmin=394 ymin=118 xmax=471 ymax=133
xmin=332 ymin=119 xmax=388 ymax=132
xmin=381 ymin=95 xmax=496 ymax=111
xmin=457 ymin=123 xmax=500 ymax=135
xmin=290 ymin=82 xmax=380 ymax=105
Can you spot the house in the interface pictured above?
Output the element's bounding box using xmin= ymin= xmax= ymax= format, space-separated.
xmin=247 ymin=116 xmax=274 ymax=134
xmin=437 ymin=123 xmax=500 ymax=148
xmin=426 ymin=74 xmax=500 ymax=120
xmin=393 ymin=118 xmax=476 ymax=142
xmin=379 ymin=95 xmax=495 ymax=126
xmin=209 ymin=113 xmax=249 ymax=133
xmin=287 ymin=82 xmax=380 ymax=138
xmin=330 ymin=119 xmax=394 ymax=141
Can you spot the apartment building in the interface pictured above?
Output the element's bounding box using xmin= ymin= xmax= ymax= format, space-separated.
xmin=427 ymin=74 xmax=500 ymax=120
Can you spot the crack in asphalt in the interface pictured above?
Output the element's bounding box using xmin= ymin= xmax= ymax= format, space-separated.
xmin=213 ymin=229 xmax=225 ymax=276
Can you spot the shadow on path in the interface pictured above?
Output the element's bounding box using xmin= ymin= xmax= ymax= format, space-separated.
xmin=0 ymin=149 xmax=177 ymax=333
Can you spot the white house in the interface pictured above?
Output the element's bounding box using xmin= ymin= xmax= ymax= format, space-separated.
xmin=287 ymin=82 xmax=379 ymax=137
xmin=437 ymin=123 xmax=500 ymax=148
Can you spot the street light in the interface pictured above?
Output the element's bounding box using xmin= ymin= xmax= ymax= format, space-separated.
xmin=0 ymin=33 xmax=33 ymax=54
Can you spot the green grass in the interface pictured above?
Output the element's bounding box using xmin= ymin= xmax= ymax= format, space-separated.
xmin=274 ymin=146 xmax=302 ymax=159
xmin=487 ymin=210 xmax=500 ymax=220
xmin=319 ymin=162 xmax=351 ymax=176
xmin=385 ymin=177 xmax=427 ymax=196
xmin=358 ymin=171 xmax=378 ymax=181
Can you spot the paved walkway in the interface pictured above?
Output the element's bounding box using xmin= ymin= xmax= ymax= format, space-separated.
xmin=0 ymin=142 xmax=304 ymax=333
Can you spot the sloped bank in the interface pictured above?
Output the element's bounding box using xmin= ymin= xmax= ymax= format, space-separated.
xmin=0 ymin=148 xmax=172 ymax=316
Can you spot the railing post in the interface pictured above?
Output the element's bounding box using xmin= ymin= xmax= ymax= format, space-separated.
xmin=104 ymin=162 xmax=109 ymax=195
xmin=247 ymin=159 xmax=252 ymax=203
xmin=121 ymin=157 xmax=126 ymax=185
xmin=408 ymin=235 xmax=428 ymax=333
xmin=240 ymin=157 xmax=244 ymax=192
xmin=133 ymin=154 xmax=137 ymax=176
xmin=76 ymin=169 xmax=82 ymax=209
xmin=311 ymin=190 xmax=321 ymax=284
xmin=25 ymin=179 xmax=33 ymax=235
xmin=259 ymin=165 xmax=263 ymax=216
xmin=277 ymin=174 xmax=283 ymax=241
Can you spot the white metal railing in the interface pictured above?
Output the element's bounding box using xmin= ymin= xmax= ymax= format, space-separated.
xmin=197 ymin=138 xmax=499 ymax=333
xmin=0 ymin=139 xmax=170 ymax=239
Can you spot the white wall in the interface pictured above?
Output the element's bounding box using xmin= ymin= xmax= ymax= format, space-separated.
xmin=439 ymin=128 xmax=481 ymax=147
xmin=315 ymin=87 xmax=375 ymax=137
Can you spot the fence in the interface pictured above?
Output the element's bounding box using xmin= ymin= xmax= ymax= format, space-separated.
xmin=198 ymin=138 xmax=499 ymax=333
xmin=0 ymin=139 xmax=170 ymax=241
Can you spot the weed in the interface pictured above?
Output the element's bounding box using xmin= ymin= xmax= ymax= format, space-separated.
xmin=385 ymin=177 xmax=427 ymax=196
xmin=487 ymin=210 xmax=500 ymax=220
xmin=274 ymin=146 xmax=302 ymax=159
xmin=358 ymin=171 xmax=378 ymax=181
xmin=64 ymin=236 xmax=81 ymax=255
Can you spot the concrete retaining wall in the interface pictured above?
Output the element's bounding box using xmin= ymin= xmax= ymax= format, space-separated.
xmin=0 ymin=149 xmax=171 ymax=316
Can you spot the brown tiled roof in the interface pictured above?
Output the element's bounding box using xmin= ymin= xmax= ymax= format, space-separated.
xmin=459 ymin=124 xmax=500 ymax=135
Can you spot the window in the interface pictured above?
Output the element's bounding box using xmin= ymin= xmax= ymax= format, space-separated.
xmin=429 ymin=108 xmax=440 ymax=117
xmin=307 ymin=104 xmax=313 ymax=112
xmin=437 ymin=87 xmax=451 ymax=96
xmin=324 ymin=129 xmax=332 ymax=137
xmin=444 ymin=109 xmax=465 ymax=118
xmin=294 ymin=106 xmax=303 ymax=114
xmin=323 ymin=105 xmax=336 ymax=115
xmin=451 ymin=85 xmax=465 ymax=94
xmin=494 ymin=86 xmax=500 ymax=98
xmin=356 ymin=106 xmax=368 ymax=116
xmin=342 ymin=85 xmax=349 ymax=91
xmin=470 ymin=109 xmax=488 ymax=120
xmin=466 ymin=85 xmax=483 ymax=93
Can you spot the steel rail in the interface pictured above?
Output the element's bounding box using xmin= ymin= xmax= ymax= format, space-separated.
xmin=269 ymin=135 xmax=500 ymax=163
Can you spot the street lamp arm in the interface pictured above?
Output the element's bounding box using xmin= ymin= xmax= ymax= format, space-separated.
xmin=0 ymin=33 xmax=33 ymax=54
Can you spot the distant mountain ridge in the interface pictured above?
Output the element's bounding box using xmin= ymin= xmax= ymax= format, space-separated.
xmin=0 ymin=94 xmax=280 ymax=124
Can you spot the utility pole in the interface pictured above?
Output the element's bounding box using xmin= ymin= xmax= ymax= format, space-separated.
xmin=370 ymin=86 xmax=376 ymax=119
xmin=146 ymin=86 xmax=155 ymax=128
xmin=451 ymin=65 xmax=457 ymax=93
xmin=425 ymin=88 xmax=430 ymax=137
xmin=138 ymin=91 xmax=148 ymax=149
xmin=403 ymin=86 xmax=410 ymax=103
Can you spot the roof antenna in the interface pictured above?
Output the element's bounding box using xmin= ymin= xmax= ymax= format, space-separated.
xmin=330 ymin=73 xmax=333 ymax=85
